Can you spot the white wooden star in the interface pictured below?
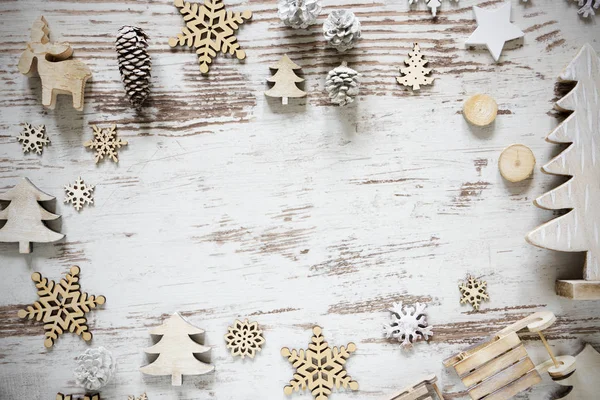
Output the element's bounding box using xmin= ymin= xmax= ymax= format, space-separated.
xmin=465 ymin=2 xmax=524 ymax=62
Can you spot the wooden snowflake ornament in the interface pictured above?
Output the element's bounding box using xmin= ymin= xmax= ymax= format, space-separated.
xmin=281 ymin=326 xmax=358 ymax=400
xmin=169 ymin=0 xmax=252 ymax=74
xmin=64 ymin=177 xmax=94 ymax=211
xmin=224 ymin=319 xmax=265 ymax=359
xmin=459 ymin=275 xmax=489 ymax=310
xmin=465 ymin=2 xmax=524 ymax=62
xmin=17 ymin=123 xmax=49 ymax=154
xmin=85 ymin=124 xmax=128 ymax=163
xmin=383 ymin=302 xmax=433 ymax=348
xmin=527 ymin=44 xmax=600 ymax=300
xmin=18 ymin=266 xmax=106 ymax=348
xmin=397 ymin=43 xmax=434 ymax=91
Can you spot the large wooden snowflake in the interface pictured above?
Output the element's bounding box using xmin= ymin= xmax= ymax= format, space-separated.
xmin=84 ymin=124 xmax=128 ymax=163
xmin=169 ymin=0 xmax=252 ymax=74
xmin=18 ymin=266 xmax=106 ymax=348
xmin=281 ymin=326 xmax=359 ymax=400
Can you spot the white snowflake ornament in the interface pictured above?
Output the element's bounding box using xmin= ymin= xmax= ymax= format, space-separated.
xmin=383 ymin=302 xmax=433 ymax=348
xmin=408 ymin=0 xmax=459 ymax=17
xmin=64 ymin=177 xmax=95 ymax=211
xmin=459 ymin=275 xmax=489 ymax=310
xmin=17 ymin=123 xmax=49 ymax=154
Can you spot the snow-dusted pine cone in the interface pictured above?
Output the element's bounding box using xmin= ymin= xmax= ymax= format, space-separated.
xmin=278 ymin=0 xmax=322 ymax=29
xmin=74 ymin=347 xmax=116 ymax=391
xmin=323 ymin=10 xmax=361 ymax=52
xmin=116 ymin=26 xmax=151 ymax=110
xmin=325 ymin=62 xmax=359 ymax=106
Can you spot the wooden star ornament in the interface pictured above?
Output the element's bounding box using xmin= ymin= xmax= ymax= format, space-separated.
xmin=465 ymin=2 xmax=524 ymax=62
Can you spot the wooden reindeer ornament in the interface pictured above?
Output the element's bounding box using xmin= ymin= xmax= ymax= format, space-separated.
xmin=18 ymin=17 xmax=92 ymax=111
xmin=443 ymin=311 xmax=575 ymax=400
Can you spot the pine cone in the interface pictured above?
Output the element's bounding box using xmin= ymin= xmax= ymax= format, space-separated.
xmin=74 ymin=347 xmax=116 ymax=391
xmin=116 ymin=26 xmax=151 ymax=110
xmin=323 ymin=10 xmax=361 ymax=52
xmin=325 ymin=62 xmax=359 ymax=106
xmin=278 ymin=0 xmax=322 ymax=29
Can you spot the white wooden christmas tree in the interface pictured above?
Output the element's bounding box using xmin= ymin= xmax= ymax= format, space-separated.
xmin=527 ymin=44 xmax=600 ymax=300
xmin=265 ymin=54 xmax=306 ymax=105
xmin=0 ymin=178 xmax=64 ymax=253
xmin=140 ymin=312 xmax=214 ymax=386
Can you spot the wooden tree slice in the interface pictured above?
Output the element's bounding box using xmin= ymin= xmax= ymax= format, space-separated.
xmin=463 ymin=94 xmax=498 ymax=126
xmin=499 ymin=144 xmax=535 ymax=182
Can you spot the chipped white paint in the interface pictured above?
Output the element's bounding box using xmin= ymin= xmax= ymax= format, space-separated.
xmin=0 ymin=1 xmax=599 ymax=400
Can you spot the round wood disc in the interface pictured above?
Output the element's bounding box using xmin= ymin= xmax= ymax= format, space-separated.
xmin=463 ymin=94 xmax=498 ymax=126
xmin=499 ymin=144 xmax=536 ymax=182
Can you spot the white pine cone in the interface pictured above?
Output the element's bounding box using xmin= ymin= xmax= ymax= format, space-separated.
xmin=278 ymin=0 xmax=322 ymax=29
xmin=325 ymin=62 xmax=359 ymax=106
xmin=74 ymin=347 xmax=116 ymax=391
xmin=116 ymin=26 xmax=151 ymax=110
xmin=323 ymin=10 xmax=361 ymax=52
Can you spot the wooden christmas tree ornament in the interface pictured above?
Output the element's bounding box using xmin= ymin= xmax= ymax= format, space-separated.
xmin=397 ymin=43 xmax=434 ymax=91
xmin=18 ymin=17 xmax=92 ymax=111
xmin=443 ymin=311 xmax=575 ymax=400
xmin=18 ymin=266 xmax=106 ymax=348
xmin=0 ymin=177 xmax=64 ymax=253
xmin=499 ymin=144 xmax=535 ymax=183
xmin=387 ymin=374 xmax=445 ymax=400
xmin=281 ymin=326 xmax=358 ymax=400
xmin=527 ymin=44 xmax=600 ymax=300
xmin=463 ymin=94 xmax=497 ymax=126
xmin=169 ymin=0 xmax=252 ymax=74
xmin=140 ymin=312 xmax=214 ymax=386
xmin=553 ymin=344 xmax=600 ymax=400
xmin=265 ymin=55 xmax=306 ymax=105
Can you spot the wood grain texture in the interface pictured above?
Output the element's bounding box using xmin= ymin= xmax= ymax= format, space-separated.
xmin=0 ymin=1 xmax=599 ymax=399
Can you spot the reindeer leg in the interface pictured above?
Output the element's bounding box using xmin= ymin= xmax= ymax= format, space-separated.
xmin=41 ymin=86 xmax=55 ymax=109
xmin=72 ymin=84 xmax=84 ymax=111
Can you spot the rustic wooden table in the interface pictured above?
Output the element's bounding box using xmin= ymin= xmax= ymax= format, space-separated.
xmin=1 ymin=0 xmax=599 ymax=399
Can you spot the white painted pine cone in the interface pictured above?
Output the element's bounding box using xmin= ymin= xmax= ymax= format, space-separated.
xmin=278 ymin=0 xmax=322 ymax=29
xmin=325 ymin=62 xmax=359 ymax=106
xmin=116 ymin=26 xmax=151 ymax=110
xmin=74 ymin=347 xmax=116 ymax=391
xmin=323 ymin=10 xmax=361 ymax=52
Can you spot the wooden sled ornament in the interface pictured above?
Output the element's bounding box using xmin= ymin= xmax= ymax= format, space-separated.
xmin=553 ymin=344 xmax=600 ymax=400
xmin=443 ymin=311 xmax=575 ymax=400
xmin=18 ymin=16 xmax=92 ymax=111
xmin=387 ymin=374 xmax=444 ymax=400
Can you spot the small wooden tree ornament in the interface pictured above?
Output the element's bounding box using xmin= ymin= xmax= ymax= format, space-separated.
xmin=396 ymin=43 xmax=434 ymax=91
xmin=554 ymin=344 xmax=600 ymax=400
xmin=527 ymin=44 xmax=600 ymax=300
xmin=140 ymin=312 xmax=214 ymax=386
xmin=265 ymin=55 xmax=306 ymax=105
xmin=443 ymin=311 xmax=575 ymax=400
xmin=463 ymin=94 xmax=497 ymax=126
xmin=499 ymin=144 xmax=535 ymax=182
xmin=18 ymin=17 xmax=92 ymax=111
xmin=0 ymin=177 xmax=64 ymax=253
xmin=387 ymin=374 xmax=444 ymax=400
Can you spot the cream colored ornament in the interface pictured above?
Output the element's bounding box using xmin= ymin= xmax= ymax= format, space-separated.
xmin=224 ymin=319 xmax=265 ymax=359
xmin=64 ymin=177 xmax=95 ymax=211
xmin=397 ymin=43 xmax=434 ymax=91
xmin=85 ymin=124 xmax=128 ymax=163
xmin=444 ymin=311 xmax=575 ymax=400
xmin=527 ymin=44 xmax=600 ymax=300
xmin=18 ymin=17 xmax=92 ymax=111
xmin=463 ymin=94 xmax=497 ymax=126
xmin=17 ymin=123 xmax=49 ymax=154
xmin=140 ymin=312 xmax=214 ymax=386
xmin=128 ymin=394 xmax=148 ymax=400
xmin=281 ymin=326 xmax=358 ymax=400
xmin=499 ymin=144 xmax=535 ymax=182
xmin=169 ymin=0 xmax=252 ymax=74
xmin=459 ymin=275 xmax=489 ymax=310
xmin=554 ymin=344 xmax=600 ymax=400
xmin=265 ymin=55 xmax=306 ymax=105
xmin=387 ymin=374 xmax=445 ymax=400
xmin=0 ymin=177 xmax=64 ymax=253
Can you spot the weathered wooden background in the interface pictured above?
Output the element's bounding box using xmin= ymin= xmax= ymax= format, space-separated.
xmin=0 ymin=0 xmax=599 ymax=399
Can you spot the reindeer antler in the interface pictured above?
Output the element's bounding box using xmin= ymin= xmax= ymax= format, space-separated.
xmin=31 ymin=16 xmax=50 ymax=44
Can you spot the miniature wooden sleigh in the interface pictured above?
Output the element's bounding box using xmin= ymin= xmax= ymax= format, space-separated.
xmin=443 ymin=311 xmax=575 ymax=400
xmin=387 ymin=374 xmax=445 ymax=400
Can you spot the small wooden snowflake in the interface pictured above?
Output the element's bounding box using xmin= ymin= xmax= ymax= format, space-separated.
xmin=18 ymin=266 xmax=106 ymax=348
xmin=84 ymin=124 xmax=128 ymax=163
xmin=64 ymin=177 xmax=95 ymax=211
xmin=17 ymin=123 xmax=49 ymax=154
xmin=459 ymin=275 xmax=489 ymax=310
xmin=224 ymin=319 xmax=265 ymax=359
